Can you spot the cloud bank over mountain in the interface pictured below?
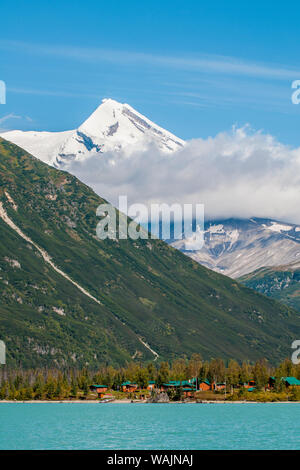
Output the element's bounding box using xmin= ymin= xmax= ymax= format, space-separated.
xmin=67 ymin=126 xmax=300 ymax=224
xmin=2 ymin=99 xmax=300 ymax=224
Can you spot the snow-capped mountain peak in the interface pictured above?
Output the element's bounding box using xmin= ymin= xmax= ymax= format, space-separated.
xmin=80 ymin=98 xmax=183 ymax=145
xmin=0 ymin=99 xmax=184 ymax=167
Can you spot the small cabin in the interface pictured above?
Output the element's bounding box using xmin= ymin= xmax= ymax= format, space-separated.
xmin=89 ymin=384 xmax=108 ymax=398
xmin=198 ymin=380 xmax=211 ymax=391
xmin=121 ymin=381 xmax=138 ymax=393
xmin=268 ymin=376 xmax=276 ymax=389
xmin=160 ymin=383 xmax=174 ymax=392
xmin=160 ymin=380 xmax=197 ymax=395
xmin=268 ymin=376 xmax=300 ymax=389
xmin=282 ymin=377 xmax=300 ymax=388
xmin=213 ymin=382 xmax=226 ymax=391
xmin=243 ymin=380 xmax=256 ymax=389
xmin=160 ymin=380 xmax=185 ymax=392
xmin=147 ymin=380 xmax=156 ymax=391
xmin=183 ymin=387 xmax=195 ymax=398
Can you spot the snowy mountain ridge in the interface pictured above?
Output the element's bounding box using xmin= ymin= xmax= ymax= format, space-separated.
xmin=0 ymin=99 xmax=184 ymax=168
xmin=170 ymin=218 xmax=300 ymax=278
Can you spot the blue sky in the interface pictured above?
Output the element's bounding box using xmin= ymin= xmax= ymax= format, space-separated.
xmin=1 ymin=0 xmax=300 ymax=145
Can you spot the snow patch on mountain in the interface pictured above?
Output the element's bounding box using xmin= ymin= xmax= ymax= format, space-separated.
xmin=170 ymin=218 xmax=300 ymax=278
xmin=0 ymin=130 xmax=73 ymax=166
xmin=206 ymin=224 xmax=225 ymax=234
xmin=263 ymin=222 xmax=293 ymax=232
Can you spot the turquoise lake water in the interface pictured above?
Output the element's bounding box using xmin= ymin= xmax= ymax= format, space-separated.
xmin=0 ymin=403 xmax=299 ymax=450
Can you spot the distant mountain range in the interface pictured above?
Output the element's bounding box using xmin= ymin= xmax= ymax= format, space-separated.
xmin=172 ymin=218 xmax=300 ymax=278
xmin=172 ymin=218 xmax=300 ymax=312
xmin=0 ymin=99 xmax=184 ymax=168
xmin=1 ymin=137 xmax=299 ymax=367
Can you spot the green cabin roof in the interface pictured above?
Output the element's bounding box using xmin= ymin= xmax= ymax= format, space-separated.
xmin=282 ymin=377 xmax=300 ymax=386
xmin=199 ymin=379 xmax=210 ymax=385
xmin=190 ymin=378 xmax=210 ymax=385
xmin=163 ymin=380 xmax=196 ymax=388
xmin=90 ymin=384 xmax=107 ymax=388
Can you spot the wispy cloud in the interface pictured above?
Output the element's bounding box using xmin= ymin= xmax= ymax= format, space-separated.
xmin=0 ymin=113 xmax=21 ymax=125
xmin=1 ymin=40 xmax=300 ymax=81
xmin=7 ymin=86 xmax=100 ymax=99
xmin=0 ymin=112 xmax=32 ymax=131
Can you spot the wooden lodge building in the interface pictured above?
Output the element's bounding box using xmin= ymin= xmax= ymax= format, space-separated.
xmin=282 ymin=377 xmax=300 ymax=387
xmin=121 ymin=381 xmax=138 ymax=393
xmin=89 ymin=384 xmax=109 ymax=398
xmin=121 ymin=381 xmax=157 ymax=392
xmin=242 ymin=380 xmax=256 ymax=389
xmin=160 ymin=380 xmax=195 ymax=397
xmin=268 ymin=376 xmax=300 ymax=389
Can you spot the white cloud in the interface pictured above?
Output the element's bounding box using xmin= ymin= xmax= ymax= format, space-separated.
xmin=0 ymin=113 xmax=23 ymax=131
xmin=8 ymin=86 xmax=100 ymax=99
xmin=66 ymin=126 xmax=300 ymax=224
xmin=0 ymin=113 xmax=21 ymax=125
xmin=0 ymin=113 xmax=34 ymax=131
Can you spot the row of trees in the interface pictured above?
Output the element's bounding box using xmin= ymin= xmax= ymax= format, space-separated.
xmin=0 ymin=355 xmax=299 ymax=400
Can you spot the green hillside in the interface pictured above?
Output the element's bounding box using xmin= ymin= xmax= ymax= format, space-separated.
xmin=0 ymin=137 xmax=299 ymax=367
xmin=240 ymin=263 xmax=300 ymax=313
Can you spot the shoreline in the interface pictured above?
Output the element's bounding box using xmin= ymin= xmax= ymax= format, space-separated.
xmin=1 ymin=399 xmax=300 ymax=404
